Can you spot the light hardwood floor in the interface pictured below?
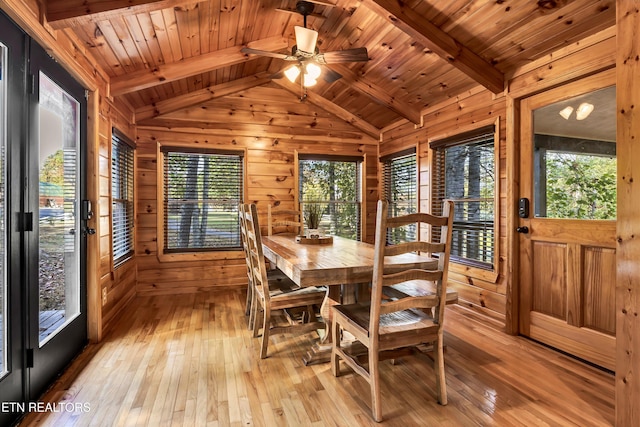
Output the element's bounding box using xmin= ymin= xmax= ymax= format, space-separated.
xmin=19 ymin=290 xmax=614 ymax=426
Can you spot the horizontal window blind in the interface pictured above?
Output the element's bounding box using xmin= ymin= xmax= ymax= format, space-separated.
xmin=382 ymin=149 xmax=417 ymax=244
xmin=432 ymin=132 xmax=495 ymax=269
xmin=163 ymin=150 xmax=243 ymax=252
xmin=111 ymin=131 xmax=135 ymax=267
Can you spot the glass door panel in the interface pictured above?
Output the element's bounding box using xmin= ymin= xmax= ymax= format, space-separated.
xmin=37 ymin=72 xmax=80 ymax=345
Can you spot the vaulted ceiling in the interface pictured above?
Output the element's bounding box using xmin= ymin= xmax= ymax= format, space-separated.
xmin=44 ymin=0 xmax=615 ymax=138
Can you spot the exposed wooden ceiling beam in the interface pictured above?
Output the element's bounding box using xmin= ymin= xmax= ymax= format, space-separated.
xmin=272 ymin=79 xmax=380 ymax=140
xmin=136 ymin=120 xmax=370 ymax=142
xmin=110 ymin=36 xmax=288 ymax=96
xmin=363 ymin=0 xmax=505 ymax=94
xmin=45 ymin=0 xmax=194 ymax=29
xmin=329 ymin=64 xmax=421 ymax=125
xmin=135 ymin=73 xmax=273 ymax=122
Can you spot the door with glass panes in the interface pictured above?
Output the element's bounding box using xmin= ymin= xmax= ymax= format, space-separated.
xmin=0 ymin=12 xmax=88 ymax=426
xmin=518 ymin=70 xmax=616 ymax=371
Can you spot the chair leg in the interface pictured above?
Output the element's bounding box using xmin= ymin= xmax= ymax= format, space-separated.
xmin=244 ymin=282 xmax=252 ymax=318
xmin=369 ymin=348 xmax=382 ymax=422
xmin=259 ymin=306 xmax=271 ymax=359
xmin=251 ymin=300 xmax=261 ymax=338
xmin=433 ymin=335 xmax=448 ymax=405
xmin=331 ymin=316 xmax=341 ymax=377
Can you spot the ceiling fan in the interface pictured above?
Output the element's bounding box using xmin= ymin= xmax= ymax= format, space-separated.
xmin=241 ymin=1 xmax=370 ymax=95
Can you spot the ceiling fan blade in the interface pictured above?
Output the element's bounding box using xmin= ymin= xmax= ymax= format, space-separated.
xmin=321 ymin=66 xmax=342 ymax=83
xmin=317 ymin=47 xmax=369 ymax=64
xmin=241 ymin=47 xmax=293 ymax=60
xmin=270 ymin=70 xmax=285 ymax=80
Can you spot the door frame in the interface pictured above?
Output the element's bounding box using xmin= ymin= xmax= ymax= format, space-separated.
xmin=0 ymin=10 xmax=28 ymax=427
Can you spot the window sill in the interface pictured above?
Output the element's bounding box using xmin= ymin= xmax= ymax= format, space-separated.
xmin=449 ymin=262 xmax=499 ymax=284
xmin=158 ymin=250 xmax=245 ymax=263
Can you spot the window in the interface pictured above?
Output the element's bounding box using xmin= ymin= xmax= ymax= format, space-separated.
xmin=381 ymin=148 xmax=417 ymax=243
xmin=533 ymin=85 xmax=616 ymax=219
xmin=162 ymin=148 xmax=243 ymax=252
xmin=299 ymin=155 xmax=361 ymax=240
xmin=111 ymin=129 xmax=135 ymax=267
xmin=431 ymin=127 xmax=495 ymax=269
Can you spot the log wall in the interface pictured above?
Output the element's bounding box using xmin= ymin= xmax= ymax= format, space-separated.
xmin=94 ymin=97 xmax=137 ymax=339
xmin=135 ymin=88 xmax=378 ymax=295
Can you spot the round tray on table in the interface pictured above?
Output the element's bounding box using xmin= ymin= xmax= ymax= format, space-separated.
xmin=295 ymin=235 xmax=333 ymax=245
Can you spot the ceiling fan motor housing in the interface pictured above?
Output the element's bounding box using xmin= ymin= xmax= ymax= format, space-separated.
xmin=296 ymin=1 xmax=315 ymax=17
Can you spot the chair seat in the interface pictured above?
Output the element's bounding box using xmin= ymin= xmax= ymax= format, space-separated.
xmin=383 ymin=280 xmax=458 ymax=305
xmin=256 ymin=270 xmax=326 ymax=312
xmin=333 ymin=303 xmax=439 ymax=347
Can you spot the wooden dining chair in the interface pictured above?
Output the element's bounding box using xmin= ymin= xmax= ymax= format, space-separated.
xmin=267 ymin=204 xmax=304 ymax=236
xmin=331 ymin=199 xmax=454 ymax=422
xmin=239 ymin=204 xmax=288 ymax=323
xmin=242 ymin=203 xmax=327 ymax=359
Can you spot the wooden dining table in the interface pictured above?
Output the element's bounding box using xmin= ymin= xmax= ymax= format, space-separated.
xmin=261 ymin=233 xmax=440 ymax=364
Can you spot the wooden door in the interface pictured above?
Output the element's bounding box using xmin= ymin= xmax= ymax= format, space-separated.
xmin=518 ymin=71 xmax=616 ymax=371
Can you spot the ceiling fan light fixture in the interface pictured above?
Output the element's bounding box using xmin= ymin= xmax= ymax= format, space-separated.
xmin=306 ymin=62 xmax=321 ymax=79
xmin=284 ymin=65 xmax=301 ymax=83
xmin=559 ymin=106 xmax=574 ymax=120
xmin=303 ymin=74 xmax=317 ymax=87
xmin=295 ymin=26 xmax=318 ymax=54
xmin=575 ymin=102 xmax=594 ymax=120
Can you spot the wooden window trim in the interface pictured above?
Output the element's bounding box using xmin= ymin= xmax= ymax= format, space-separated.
xmin=428 ymin=118 xmax=500 ymax=284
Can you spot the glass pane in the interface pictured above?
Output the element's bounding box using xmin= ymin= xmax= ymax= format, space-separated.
xmin=444 ymin=140 xmax=495 ymax=267
xmin=0 ymin=44 xmax=7 ymax=379
xmin=38 ymin=72 xmax=80 ymax=345
xmin=533 ymin=86 xmax=616 ymax=219
xmin=164 ymin=152 xmax=243 ymax=251
xmin=384 ymin=153 xmax=417 ymax=243
xmin=299 ymin=159 xmax=360 ymax=240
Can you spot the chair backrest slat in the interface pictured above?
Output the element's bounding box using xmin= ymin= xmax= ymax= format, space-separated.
xmin=267 ymin=204 xmax=304 ymax=236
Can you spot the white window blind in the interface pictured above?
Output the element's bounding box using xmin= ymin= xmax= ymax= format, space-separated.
xmin=111 ymin=130 xmax=135 ymax=267
xmin=163 ymin=148 xmax=243 ymax=252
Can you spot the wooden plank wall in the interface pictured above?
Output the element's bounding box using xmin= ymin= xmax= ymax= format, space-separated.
xmin=134 ymin=90 xmax=378 ymax=295
xmin=96 ymin=97 xmax=137 ymax=339
xmin=378 ymin=26 xmax=616 ymax=326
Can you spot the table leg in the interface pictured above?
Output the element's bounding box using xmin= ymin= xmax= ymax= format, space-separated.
xmin=302 ymin=284 xmax=369 ymax=365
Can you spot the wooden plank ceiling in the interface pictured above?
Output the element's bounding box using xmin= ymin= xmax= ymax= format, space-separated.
xmin=45 ymin=0 xmax=615 ymax=135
